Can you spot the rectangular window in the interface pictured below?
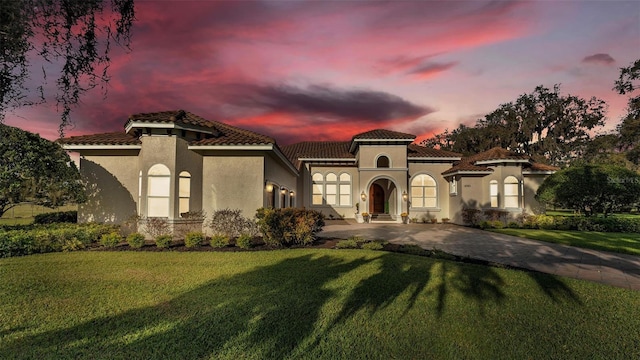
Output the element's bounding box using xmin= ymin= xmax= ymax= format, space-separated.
xmin=411 ymin=186 xmax=424 ymax=208
xmin=490 ymin=182 xmax=498 ymax=208
xmin=339 ymin=184 xmax=351 ymax=206
xmin=450 ymin=179 xmax=457 ymax=194
xmin=504 ymin=184 xmax=519 ymax=208
xmin=312 ymin=183 xmax=323 ymax=205
xmin=326 ymin=184 xmax=337 ymax=205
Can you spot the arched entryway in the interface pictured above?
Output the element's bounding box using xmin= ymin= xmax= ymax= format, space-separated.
xmin=367 ymin=178 xmax=398 ymax=215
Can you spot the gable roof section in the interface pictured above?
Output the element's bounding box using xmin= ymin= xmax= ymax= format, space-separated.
xmin=352 ymin=129 xmax=416 ymax=140
xmin=57 ymin=132 xmax=141 ymax=149
xmin=407 ymin=144 xmax=462 ymax=160
xmin=442 ymin=147 xmax=558 ymax=177
xmin=281 ymin=141 xmax=354 ymax=169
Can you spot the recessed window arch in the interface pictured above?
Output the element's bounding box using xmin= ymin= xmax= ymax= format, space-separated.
xmin=325 ymin=172 xmax=338 ymax=205
xmin=376 ymin=155 xmax=390 ymax=168
xmin=311 ymin=171 xmax=351 ymax=206
xmin=339 ymin=172 xmax=352 ymax=206
xmin=312 ymin=173 xmax=324 ymax=205
xmin=504 ymin=176 xmax=520 ymax=208
xmin=411 ymin=174 xmax=437 ymax=208
xmin=147 ymin=164 xmax=170 ymax=217
xmin=178 ymin=171 xmax=191 ymax=216
xmin=490 ymin=180 xmax=499 ymax=208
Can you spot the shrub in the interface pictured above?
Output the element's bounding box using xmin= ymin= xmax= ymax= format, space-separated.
xmin=210 ymin=234 xmax=230 ymax=248
xmin=144 ymin=217 xmax=171 ymax=239
xmin=155 ymin=234 xmax=172 ymax=248
xmin=184 ymin=232 xmax=205 ymax=248
xmin=34 ymin=211 xmax=78 ymax=224
xmin=507 ymin=221 xmax=520 ymax=229
xmin=255 ymin=208 xmax=324 ymax=247
xmin=126 ymin=233 xmax=145 ymax=249
xmin=361 ymin=241 xmax=384 ymax=250
xmin=209 ymin=209 xmax=245 ymax=238
xmin=235 ymin=234 xmax=253 ymax=249
xmin=335 ymin=239 xmax=359 ymax=249
xmin=461 ymin=208 xmax=482 ymax=226
xmin=174 ymin=211 xmax=206 ymax=239
xmin=100 ymin=232 xmax=121 ymax=248
xmin=489 ymin=220 xmax=504 ymax=229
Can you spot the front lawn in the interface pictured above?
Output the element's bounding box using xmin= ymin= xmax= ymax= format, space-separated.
xmin=491 ymin=228 xmax=640 ymax=256
xmin=1 ymin=251 xmax=639 ymax=359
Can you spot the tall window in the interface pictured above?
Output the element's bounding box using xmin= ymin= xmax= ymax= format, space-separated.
xmin=311 ymin=172 xmax=351 ymax=206
xmin=179 ymin=171 xmax=191 ymax=216
xmin=490 ymin=180 xmax=498 ymax=207
xmin=339 ymin=173 xmax=351 ymax=206
xmin=280 ymin=188 xmax=286 ymax=208
xmin=138 ymin=171 xmax=142 ymax=215
xmin=411 ymin=174 xmax=437 ymax=208
xmin=449 ymin=178 xmax=457 ymax=195
xmin=504 ymin=176 xmax=520 ymax=208
xmin=312 ymin=173 xmax=324 ymax=205
xmin=377 ymin=155 xmax=390 ymax=168
xmin=147 ymin=164 xmax=171 ymax=217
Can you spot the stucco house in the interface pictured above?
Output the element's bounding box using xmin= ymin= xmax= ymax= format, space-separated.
xmin=59 ymin=110 xmax=557 ymax=227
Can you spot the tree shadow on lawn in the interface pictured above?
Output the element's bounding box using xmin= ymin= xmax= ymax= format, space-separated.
xmin=1 ymin=252 xmax=522 ymax=359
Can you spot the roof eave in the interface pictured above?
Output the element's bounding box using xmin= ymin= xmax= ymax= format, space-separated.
xmin=409 ymin=156 xmax=462 ymax=161
xmin=62 ymin=144 xmax=141 ymax=150
xmin=125 ymin=120 xmax=218 ymax=136
xmin=474 ymin=159 xmax=531 ymax=165
xmin=442 ymin=170 xmax=493 ymax=177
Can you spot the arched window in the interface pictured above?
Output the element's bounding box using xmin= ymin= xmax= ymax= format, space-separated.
xmin=325 ymin=173 xmax=337 ymax=205
xmin=148 ymin=164 xmax=170 ymax=217
xmin=377 ymin=155 xmax=390 ymax=168
xmin=490 ymin=180 xmax=498 ymax=208
xmin=312 ymin=173 xmax=323 ymax=205
xmin=504 ymin=176 xmax=520 ymax=208
xmin=411 ymin=174 xmax=437 ymax=208
xmin=280 ymin=187 xmax=287 ymax=208
xmin=179 ymin=171 xmax=191 ymax=216
xmin=339 ymin=173 xmax=351 ymax=206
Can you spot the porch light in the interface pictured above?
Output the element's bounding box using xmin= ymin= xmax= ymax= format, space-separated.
xmin=402 ymin=190 xmax=408 ymax=201
xmin=289 ymin=190 xmax=294 ymax=196
xmin=266 ymin=183 xmax=273 ymax=192
xmin=280 ymin=187 xmax=286 ymax=194
xmin=361 ymin=191 xmax=366 ymax=201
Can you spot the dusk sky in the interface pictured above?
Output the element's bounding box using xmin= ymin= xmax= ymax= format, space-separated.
xmin=4 ymin=0 xmax=640 ymax=145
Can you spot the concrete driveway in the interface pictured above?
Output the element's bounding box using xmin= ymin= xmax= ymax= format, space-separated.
xmin=319 ymin=222 xmax=640 ymax=290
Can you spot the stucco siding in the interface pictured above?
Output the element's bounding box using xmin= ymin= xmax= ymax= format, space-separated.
xmin=358 ymin=145 xmax=407 ymax=169
xmin=264 ymin=153 xmax=297 ymax=208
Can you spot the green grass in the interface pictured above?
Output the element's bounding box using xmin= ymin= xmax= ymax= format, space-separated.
xmin=491 ymin=228 xmax=640 ymax=256
xmin=0 ymin=203 xmax=77 ymax=225
xmin=1 ymin=251 xmax=639 ymax=359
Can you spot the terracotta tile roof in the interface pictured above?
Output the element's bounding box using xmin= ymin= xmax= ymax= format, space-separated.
xmin=188 ymin=120 xmax=275 ymax=146
xmin=281 ymin=141 xmax=354 ymax=169
xmin=352 ymin=129 xmax=416 ymax=140
xmin=127 ymin=110 xmax=217 ymax=130
xmin=57 ymin=132 xmax=141 ymax=146
xmin=527 ymin=162 xmax=560 ymax=172
xmin=442 ymin=147 xmax=535 ymax=176
xmin=407 ymin=144 xmax=462 ymax=159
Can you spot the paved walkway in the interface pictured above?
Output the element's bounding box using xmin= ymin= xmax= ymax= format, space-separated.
xmin=319 ymin=222 xmax=640 ymax=290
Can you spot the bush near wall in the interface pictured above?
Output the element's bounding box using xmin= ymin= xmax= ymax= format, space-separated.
xmin=483 ymin=214 xmax=640 ymax=233
xmin=0 ymin=223 xmax=118 ymax=258
xmin=33 ymin=211 xmax=78 ymax=224
xmin=255 ymin=208 xmax=325 ymax=247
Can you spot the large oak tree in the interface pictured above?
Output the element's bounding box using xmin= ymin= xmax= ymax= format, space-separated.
xmin=0 ymin=0 xmax=134 ymax=135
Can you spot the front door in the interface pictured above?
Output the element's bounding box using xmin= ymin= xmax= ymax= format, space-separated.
xmin=370 ymin=184 xmax=385 ymax=214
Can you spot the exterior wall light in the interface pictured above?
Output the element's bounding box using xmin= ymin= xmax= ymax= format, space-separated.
xmin=289 ymin=190 xmax=294 ymax=196
xmin=402 ymin=190 xmax=408 ymax=201
xmin=266 ymin=183 xmax=273 ymax=192
xmin=361 ymin=191 xmax=367 ymax=201
xmin=280 ymin=187 xmax=286 ymax=194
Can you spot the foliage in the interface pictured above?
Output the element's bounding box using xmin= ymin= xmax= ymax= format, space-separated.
xmin=335 ymin=239 xmax=359 ymax=249
xmin=361 ymin=241 xmax=384 ymax=250
xmin=184 ymin=232 xmax=205 ymax=248
xmin=126 ymin=233 xmax=145 ymax=249
xmin=0 ymin=222 xmax=115 ymax=258
xmin=100 ymin=232 xmax=121 ymax=248
xmin=461 ymin=208 xmax=482 ymax=225
xmin=209 ymin=234 xmax=230 ymax=248
xmin=536 ymin=164 xmax=640 ymax=217
xmin=0 ymin=125 xmax=86 ymax=218
xmin=0 ymin=0 xmax=135 ymax=131
xmin=174 ymin=210 xmax=206 ymax=240
xmin=154 ymin=234 xmax=172 ymax=249
xmin=235 ymin=234 xmax=253 ymax=249
xmin=422 ymin=84 xmax=606 ymax=166
xmin=255 ymin=207 xmax=325 ymax=246
xmin=614 ymin=59 xmax=640 ymax=165
xmin=33 ymin=210 xmax=77 ymax=224
xmin=143 ymin=217 xmax=170 ymax=239
xmin=209 ymin=208 xmax=256 ymax=239
xmin=506 ymin=214 xmax=640 ymax=233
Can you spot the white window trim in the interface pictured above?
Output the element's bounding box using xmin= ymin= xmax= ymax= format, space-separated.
xmin=410 ymin=173 xmax=438 ymax=209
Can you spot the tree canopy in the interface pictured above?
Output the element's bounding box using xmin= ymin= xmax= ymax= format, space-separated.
xmin=0 ymin=124 xmax=85 ymax=218
xmin=0 ymin=0 xmax=135 ymax=135
xmin=536 ymin=164 xmax=640 ymax=217
xmin=614 ymin=59 xmax=640 ymax=165
xmin=422 ymin=84 xmax=607 ymax=166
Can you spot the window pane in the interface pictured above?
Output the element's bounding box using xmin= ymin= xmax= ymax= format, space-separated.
xmin=340 ymin=195 xmax=351 ymax=205
xmin=411 ymin=197 xmax=423 ymax=207
xmin=326 ymin=184 xmax=337 ymax=195
xmin=491 ymin=197 xmax=498 ymax=208
xmin=490 ymin=183 xmax=498 ymax=196
xmin=411 ymin=187 xmax=423 ymax=197
xmin=339 ymin=173 xmax=351 ymax=181
xmin=312 ymin=173 xmax=323 ymax=181
xmin=423 ymin=175 xmax=436 ymax=187
xmin=148 ymin=198 xmax=169 ymax=217
xmin=326 ymin=195 xmax=336 ymax=205
xmin=312 ymin=184 xmax=323 ymax=194
xmin=411 ymin=176 xmax=422 ymax=186
xmin=340 ymin=184 xmax=351 ymax=195
xmin=425 ymin=187 xmax=436 ymax=197
xmin=312 ymin=195 xmax=323 ymax=205
xmin=504 ymin=197 xmax=518 ymax=208
xmin=179 ymin=198 xmax=189 ymax=215
xmin=179 ymin=177 xmax=190 ymax=197
xmin=149 ymin=177 xmax=170 ymax=196
xmin=326 ymin=173 xmax=337 ymax=182
xmin=504 ymin=184 xmax=518 ymax=196
xmin=424 ymin=198 xmax=437 ymax=208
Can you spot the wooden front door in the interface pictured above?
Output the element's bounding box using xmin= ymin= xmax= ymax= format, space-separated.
xmin=370 ymin=184 xmax=385 ymax=214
